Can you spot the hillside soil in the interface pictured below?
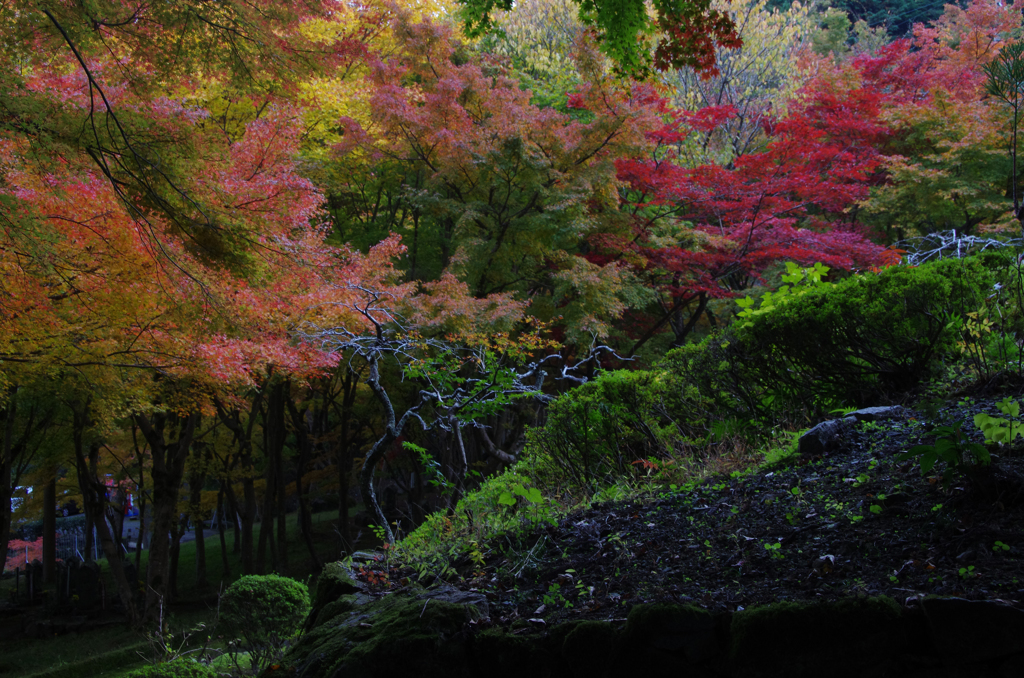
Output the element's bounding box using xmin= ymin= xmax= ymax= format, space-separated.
xmin=359 ymin=395 xmax=1024 ymax=627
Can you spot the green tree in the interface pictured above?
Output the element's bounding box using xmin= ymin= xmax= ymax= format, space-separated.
xmin=330 ymin=13 xmax=660 ymax=344
xmin=985 ymin=40 xmax=1024 ymax=225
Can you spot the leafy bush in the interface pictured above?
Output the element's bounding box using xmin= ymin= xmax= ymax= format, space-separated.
xmin=897 ymin=423 xmax=990 ymax=490
xmin=397 ymin=462 xmax=559 ymax=580
xmin=525 ymin=370 xmax=681 ymax=494
xmin=124 ymin=661 xmax=218 ymax=678
xmin=671 ymin=258 xmax=993 ymax=417
xmin=219 ymin=574 xmax=309 ymax=675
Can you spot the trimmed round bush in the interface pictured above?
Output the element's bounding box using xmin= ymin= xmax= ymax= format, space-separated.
xmin=124 ymin=661 xmax=218 ymax=678
xmin=219 ymin=574 xmax=310 ymax=672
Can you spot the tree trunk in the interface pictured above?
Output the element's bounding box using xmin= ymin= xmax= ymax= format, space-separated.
xmin=190 ymin=476 xmax=207 ymax=589
xmin=135 ymin=410 xmax=199 ymax=621
xmin=360 ymin=354 xmax=420 ymax=544
xmin=240 ymin=474 xmax=257 ymax=573
xmin=43 ymin=474 xmax=56 ymax=583
xmin=135 ymin=500 xmax=146 ymax=571
xmin=256 ymin=452 xmax=277 ymax=573
xmin=0 ymin=398 xmax=15 ymax=581
xmin=287 ymin=394 xmax=321 ymax=570
xmin=216 ymin=484 xmax=231 ymax=578
xmin=72 ymin=411 xmax=137 ymax=623
xmin=331 ymin=368 xmax=363 ymax=552
xmin=132 ymin=425 xmax=148 ymax=570
xmin=214 ymin=394 xmax=264 ymax=574
xmin=222 ymin=479 xmax=242 ymax=554
xmin=168 ymin=514 xmax=186 ymax=601
xmin=267 ymin=381 xmax=288 ymax=572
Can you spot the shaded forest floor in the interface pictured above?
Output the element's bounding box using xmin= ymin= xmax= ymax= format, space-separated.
xmin=365 ymin=394 xmax=1024 ymax=627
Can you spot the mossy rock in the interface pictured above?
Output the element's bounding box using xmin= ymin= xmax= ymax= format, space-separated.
xmin=473 ymin=626 xmax=563 ymax=678
xmin=305 ymin=562 xmax=364 ymax=631
xmin=729 ymin=597 xmax=904 ymax=677
xmin=562 ymin=621 xmax=618 ymax=678
xmin=286 ymin=590 xmax=484 ymax=678
xmin=615 ymin=603 xmax=723 ymax=676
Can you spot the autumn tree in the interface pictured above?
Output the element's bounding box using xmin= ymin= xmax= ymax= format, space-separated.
xmin=856 ymin=0 xmax=1024 ymax=239
xmin=458 ymin=0 xmax=742 ymax=76
xmin=658 ymin=0 xmax=817 ymax=167
xmin=609 ymin=75 xmax=897 ymax=353
xmin=331 ymin=13 xmax=664 ymax=345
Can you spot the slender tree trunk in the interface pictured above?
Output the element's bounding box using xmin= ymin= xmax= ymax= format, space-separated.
xmin=135 ymin=411 xmax=199 ymax=621
xmin=190 ymin=478 xmax=207 ymax=589
xmin=240 ymin=473 xmax=257 ymax=573
xmin=135 ymin=500 xmax=146 ymax=571
xmin=287 ymin=395 xmax=320 ymax=569
xmin=215 ymin=394 xmax=264 ymax=574
xmin=132 ymin=425 xmax=147 ymax=570
xmin=222 ymin=479 xmax=242 ymax=554
xmin=0 ymin=397 xmax=15 ymax=581
xmin=216 ymin=485 xmax=231 ymax=578
xmin=360 ymin=354 xmax=419 ymax=544
xmin=43 ymin=473 xmax=56 ymax=583
xmin=331 ymin=367 xmax=363 ymax=552
xmin=72 ymin=411 xmax=137 ymax=623
xmin=168 ymin=514 xmax=186 ymax=601
xmin=267 ymin=381 xmax=288 ymax=572
xmin=256 ymin=439 xmax=275 ymax=573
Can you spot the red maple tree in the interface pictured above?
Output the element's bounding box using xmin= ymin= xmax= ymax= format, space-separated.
xmin=605 ymin=77 xmax=899 ymax=352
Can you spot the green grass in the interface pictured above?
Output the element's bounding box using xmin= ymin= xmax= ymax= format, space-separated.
xmin=0 ymin=509 xmax=355 ymax=678
xmin=0 ymin=624 xmax=148 ymax=677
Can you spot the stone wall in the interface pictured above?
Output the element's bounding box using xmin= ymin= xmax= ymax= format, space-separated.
xmin=283 ymin=563 xmax=1024 ymax=678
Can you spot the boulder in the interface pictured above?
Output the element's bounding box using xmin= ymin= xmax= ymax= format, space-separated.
xmin=797 ymin=416 xmax=857 ymax=456
xmin=848 ymin=406 xmax=906 ymax=422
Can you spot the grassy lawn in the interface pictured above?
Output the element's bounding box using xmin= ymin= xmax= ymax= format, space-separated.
xmin=0 ymin=509 xmax=356 ymax=678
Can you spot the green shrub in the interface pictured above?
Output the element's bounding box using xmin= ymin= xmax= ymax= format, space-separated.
xmin=124 ymin=660 xmax=218 ymax=678
xmin=219 ymin=574 xmax=310 ymax=675
xmin=397 ymin=461 xmax=560 ymax=579
xmin=671 ymin=258 xmax=993 ymax=416
xmin=524 ymin=370 xmax=682 ymax=494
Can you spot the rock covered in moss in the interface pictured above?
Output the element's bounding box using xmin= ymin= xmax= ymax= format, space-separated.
xmin=287 ymin=585 xmax=488 ymax=678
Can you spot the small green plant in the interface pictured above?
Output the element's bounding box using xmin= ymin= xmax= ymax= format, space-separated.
xmin=993 ymin=540 xmax=1011 ymax=552
xmin=897 ymin=423 xmax=990 ymax=489
xmin=736 ymin=261 xmax=831 ymax=327
xmin=973 ymin=397 xmax=1024 ymax=443
xmin=958 ymin=565 xmax=977 ymax=579
xmin=869 ymin=504 xmax=882 ymax=515
xmin=763 ymin=542 xmax=784 ymax=560
xmin=542 ymin=583 xmax=571 ymax=608
xmin=497 ymin=482 xmax=544 ymax=507
xmin=406 ymin=442 xmax=453 ymax=497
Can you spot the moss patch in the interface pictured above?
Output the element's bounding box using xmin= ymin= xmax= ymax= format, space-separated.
xmin=287 ymin=591 xmax=481 ymax=678
xmin=729 ymin=597 xmax=903 ymax=677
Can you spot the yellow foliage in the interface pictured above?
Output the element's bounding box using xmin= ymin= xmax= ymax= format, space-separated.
xmin=659 ymin=0 xmax=816 ymax=167
xmin=299 ymin=0 xmax=464 ymax=186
